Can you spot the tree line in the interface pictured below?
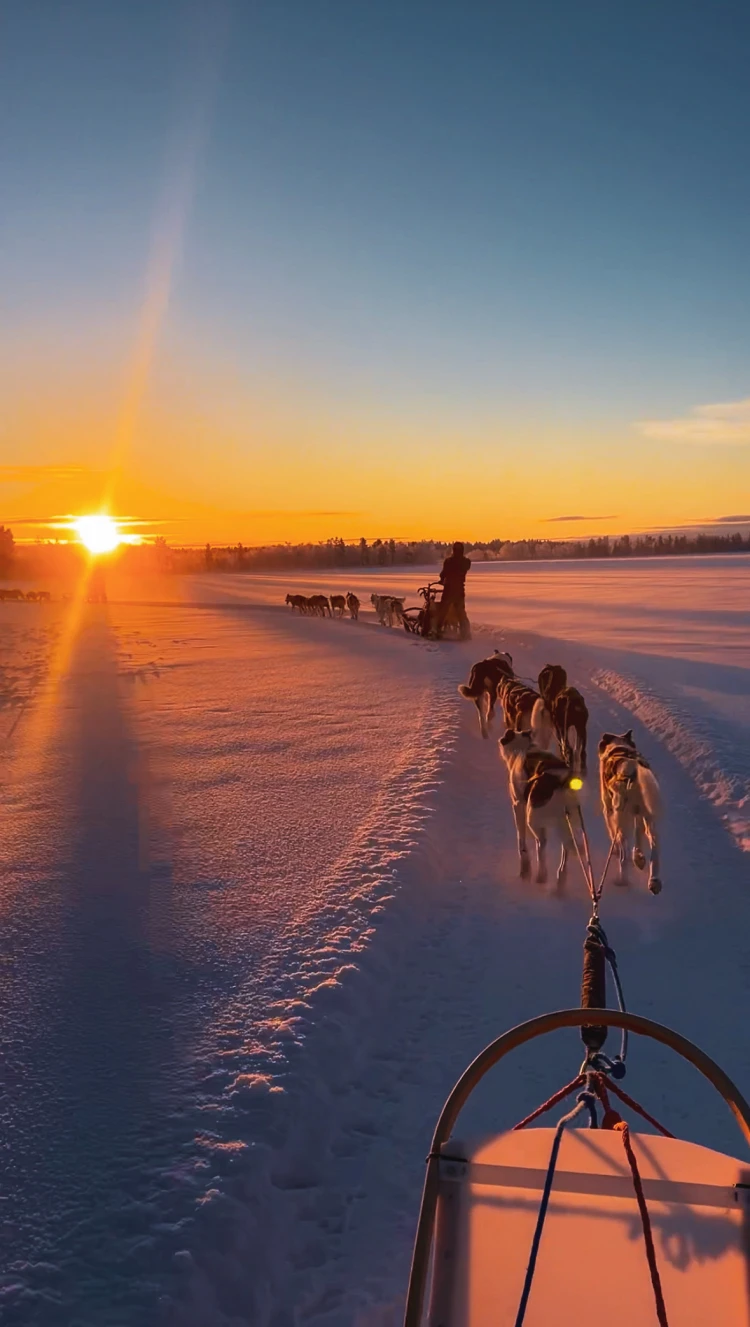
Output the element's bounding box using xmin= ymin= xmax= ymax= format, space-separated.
xmin=2 ymin=526 xmax=749 ymax=579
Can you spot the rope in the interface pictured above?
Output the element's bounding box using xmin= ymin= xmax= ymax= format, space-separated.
xmin=565 ymin=806 xmax=620 ymax=915
xmin=615 ymin=1122 xmax=670 ymax=1326
xmin=512 ymin=1075 xmax=585 ymax=1131
xmin=566 ymin=808 xmax=598 ymax=904
xmin=513 ymin=1095 xmax=590 ymax=1327
xmin=593 ymin=1073 xmax=674 ymax=1139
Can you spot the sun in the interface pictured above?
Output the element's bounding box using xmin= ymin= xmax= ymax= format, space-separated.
xmin=74 ymin=515 xmax=121 ymax=555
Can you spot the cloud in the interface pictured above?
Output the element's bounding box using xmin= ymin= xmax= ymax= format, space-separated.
xmin=638 ymin=398 xmax=750 ymax=444
xmin=5 ymin=515 xmax=168 ymax=529
xmin=0 ymin=465 xmax=87 ymax=482
xmin=543 ymin=514 xmax=618 ymax=523
xmin=709 ymin=513 xmax=750 ymax=524
xmin=238 ymin=509 xmax=362 ymax=517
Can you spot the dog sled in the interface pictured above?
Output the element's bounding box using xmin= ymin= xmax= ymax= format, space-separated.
xmin=402 ymin=582 xmax=469 ymax=641
xmin=404 ymin=1007 xmax=750 ymax=1326
xmin=404 ymin=873 xmax=750 ymax=1326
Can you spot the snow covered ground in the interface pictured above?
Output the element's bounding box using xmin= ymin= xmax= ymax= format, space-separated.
xmin=1 ymin=556 xmax=749 ymax=1326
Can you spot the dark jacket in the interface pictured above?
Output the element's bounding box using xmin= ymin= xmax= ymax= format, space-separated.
xmin=440 ymin=552 xmax=471 ymax=598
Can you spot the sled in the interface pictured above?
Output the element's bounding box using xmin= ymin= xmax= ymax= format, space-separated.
xmin=404 ymin=1009 xmax=750 ymax=1326
xmin=402 ymin=582 xmax=469 ymax=641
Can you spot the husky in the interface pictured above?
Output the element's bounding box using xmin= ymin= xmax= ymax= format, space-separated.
xmin=457 ymin=650 xmax=514 ymax=738
xmin=370 ymin=593 xmax=405 ymax=627
xmin=533 ymin=664 xmax=589 ymax=774
xmin=598 ymin=730 xmax=662 ymax=894
xmin=330 ymin=594 xmax=347 ymax=617
xmin=346 ymin=592 xmax=360 ymax=620
xmin=499 ymin=728 xmax=582 ymax=885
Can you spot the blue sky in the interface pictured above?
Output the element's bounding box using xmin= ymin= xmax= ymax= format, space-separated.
xmin=2 ymin=1 xmax=750 ymax=539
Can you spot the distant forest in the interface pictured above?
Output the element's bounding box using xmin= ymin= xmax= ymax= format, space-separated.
xmin=131 ymin=528 xmax=750 ymax=572
xmin=4 ymin=526 xmax=750 ymax=579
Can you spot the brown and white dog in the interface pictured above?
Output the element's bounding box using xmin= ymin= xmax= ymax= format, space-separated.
xmin=457 ymin=650 xmax=515 ymax=738
xmin=599 ymin=730 xmax=662 ymax=894
xmin=346 ymin=592 xmax=360 ymax=620
xmin=499 ymin=728 xmax=582 ymax=885
xmin=497 ymin=674 xmax=547 ymax=745
xmin=533 ymin=665 xmax=589 ymax=774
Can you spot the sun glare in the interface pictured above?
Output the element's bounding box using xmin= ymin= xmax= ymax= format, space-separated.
xmin=74 ymin=515 xmax=121 ymax=555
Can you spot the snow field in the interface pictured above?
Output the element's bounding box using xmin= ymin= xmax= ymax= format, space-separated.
xmin=0 ymin=558 xmax=748 ymax=1325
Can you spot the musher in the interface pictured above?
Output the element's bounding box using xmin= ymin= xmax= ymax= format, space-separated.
xmin=436 ymin=541 xmax=471 ymax=640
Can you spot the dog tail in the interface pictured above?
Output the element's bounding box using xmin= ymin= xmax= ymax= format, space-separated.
xmin=458 ymin=667 xmax=480 ymax=699
xmin=637 ymin=764 xmax=661 ymax=818
xmin=530 ymin=696 xmax=551 ymax=749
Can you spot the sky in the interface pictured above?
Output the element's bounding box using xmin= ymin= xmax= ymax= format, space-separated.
xmin=3 ymin=0 xmax=750 ymax=545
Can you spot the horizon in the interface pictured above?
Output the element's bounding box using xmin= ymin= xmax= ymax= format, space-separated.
xmin=3 ymin=2 xmax=750 ymax=539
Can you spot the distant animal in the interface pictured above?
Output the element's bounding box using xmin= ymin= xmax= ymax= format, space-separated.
xmin=330 ymin=594 xmax=346 ymax=618
xmin=458 ymin=650 xmax=515 ymax=738
xmin=0 ymin=588 xmax=25 ymax=602
xmin=598 ymin=730 xmax=662 ymax=894
xmin=36 ymin=590 xmax=51 ymax=602
xmin=285 ymin=593 xmax=307 ymax=612
xmin=346 ymin=592 xmax=360 ymax=620
xmin=370 ymin=593 xmax=405 ymax=627
xmin=309 ymin=594 xmax=331 ymax=618
xmin=499 ymin=728 xmax=581 ymax=886
xmin=534 ymin=664 xmax=589 ymax=774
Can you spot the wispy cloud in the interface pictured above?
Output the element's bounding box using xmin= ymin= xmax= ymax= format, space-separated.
xmin=638 ymin=398 xmax=750 ymax=444
xmin=239 ymin=509 xmax=363 ymax=518
xmin=708 ymin=513 xmax=750 ymax=524
xmin=0 ymin=465 xmax=86 ymax=483
xmin=543 ymin=514 xmax=618 ymax=523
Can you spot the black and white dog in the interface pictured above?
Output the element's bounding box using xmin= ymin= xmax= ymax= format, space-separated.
xmin=458 ymin=650 xmax=515 ymax=738
xmin=599 ymin=730 xmax=662 ymax=894
xmin=499 ymin=728 xmax=582 ymax=885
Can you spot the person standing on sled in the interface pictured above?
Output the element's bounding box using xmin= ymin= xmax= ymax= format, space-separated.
xmin=436 ymin=541 xmax=471 ymax=640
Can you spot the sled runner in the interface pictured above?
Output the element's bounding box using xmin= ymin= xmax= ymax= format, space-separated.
xmin=403 ymin=1008 xmax=750 ymax=1326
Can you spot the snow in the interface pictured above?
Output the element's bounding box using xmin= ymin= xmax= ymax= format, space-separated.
xmin=1 ymin=556 xmax=749 ymax=1325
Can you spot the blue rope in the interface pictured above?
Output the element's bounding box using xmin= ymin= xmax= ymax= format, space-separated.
xmin=513 ymin=1095 xmax=589 ymax=1327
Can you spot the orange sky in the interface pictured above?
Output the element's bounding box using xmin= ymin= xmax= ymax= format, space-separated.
xmin=4 ymin=340 xmax=749 ymax=546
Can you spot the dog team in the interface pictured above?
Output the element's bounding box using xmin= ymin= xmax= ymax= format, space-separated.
xmin=285 ymin=591 xmax=361 ymax=619
xmin=459 ymin=650 xmax=662 ymax=897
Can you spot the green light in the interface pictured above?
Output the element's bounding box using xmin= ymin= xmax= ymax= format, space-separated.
xmin=569 ymin=776 xmax=584 ymax=791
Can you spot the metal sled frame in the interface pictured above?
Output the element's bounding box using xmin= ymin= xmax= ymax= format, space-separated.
xmin=403 ymin=1007 xmax=750 ymax=1326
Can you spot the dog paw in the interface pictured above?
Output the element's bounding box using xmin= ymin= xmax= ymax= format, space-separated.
xmin=633 ymin=849 xmax=646 ymax=870
xmin=519 ymin=856 xmax=531 ymax=879
xmin=648 ymin=877 xmax=662 ymax=895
